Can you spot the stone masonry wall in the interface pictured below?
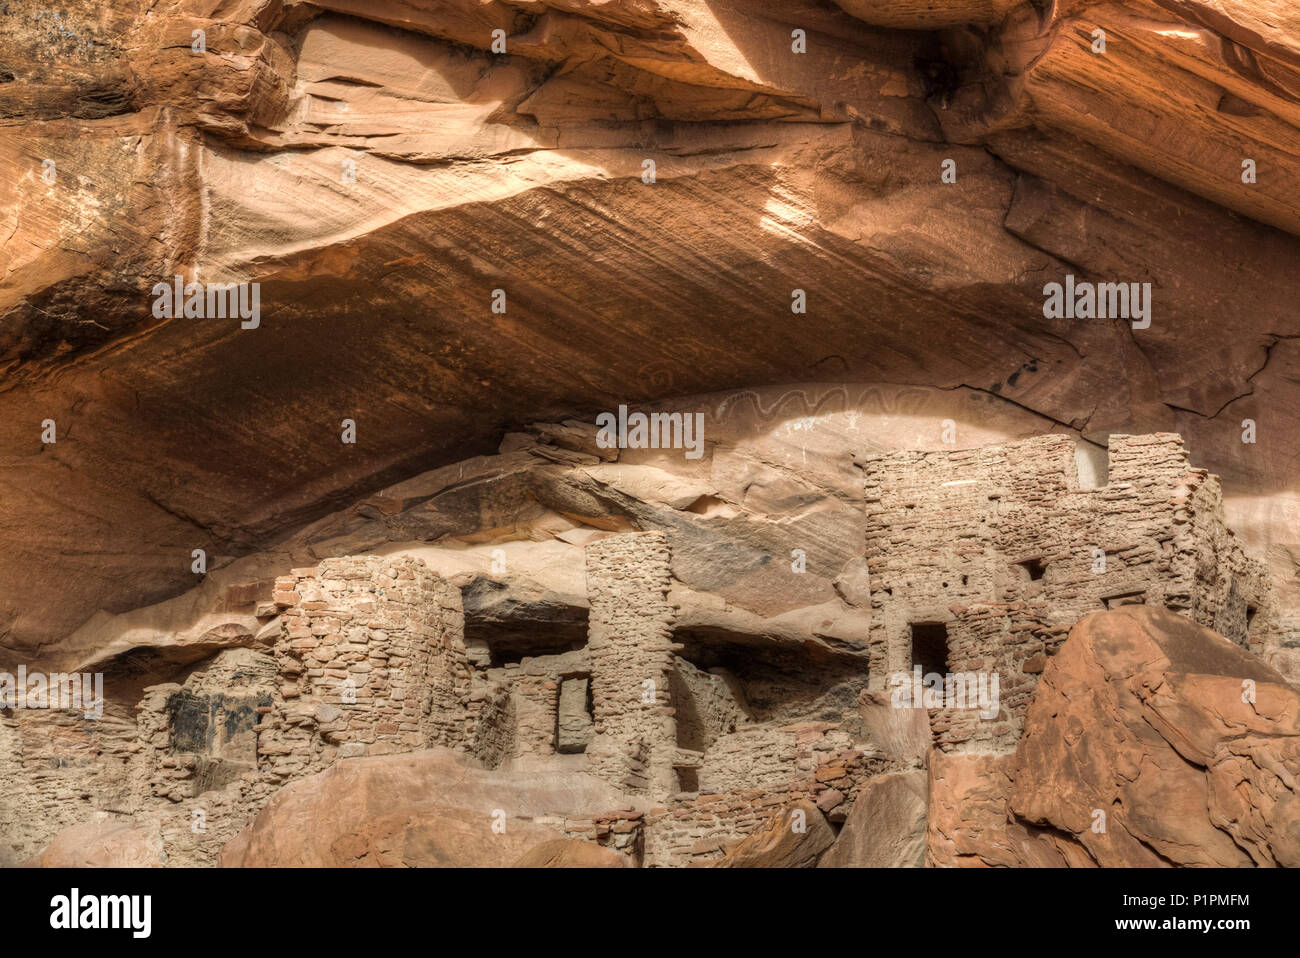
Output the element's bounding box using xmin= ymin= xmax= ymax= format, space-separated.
xmin=477 ymin=648 xmax=592 ymax=763
xmin=931 ymin=602 xmax=1067 ymax=753
xmin=1179 ymin=470 xmax=1276 ymax=654
xmin=642 ymin=722 xmax=893 ymax=867
xmin=861 ymin=433 xmax=1277 ymax=686
xmin=860 ymin=432 xmax=1278 ymax=756
xmin=585 ymin=532 xmax=680 ymax=797
xmin=671 ymin=658 xmax=748 ymax=754
xmin=861 ymin=434 xmax=1073 ymax=684
xmin=136 ymin=647 xmax=276 ymax=803
xmin=0 ymin=698 xmax=139 ymax=865
xmin=2 ymin=556 xmax=472 ymax=867
xmin=259 ymin=555 xmax=469 ymax=779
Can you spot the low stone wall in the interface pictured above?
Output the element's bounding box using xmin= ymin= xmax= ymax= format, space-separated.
xmin=928 ymin=602 xmax=1067 ymax=753
xmin=643 ymin=722 xmax=892 ymax=867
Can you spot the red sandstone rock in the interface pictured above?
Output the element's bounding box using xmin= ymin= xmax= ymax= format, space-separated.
xmin=27 ymin=818 xmax=167 ymax=868
xmin=820 ymin=769 xmax=928 ymax=868
xmin=1006 ymin=606 xmax=1300 ymax=866
xmin=219 ymin=748 xmax=634 ymax=867
xmin=512 ymin=839 xmax=628 ymax=868
xmin=4 ymin=0 xmax=1300 ymax=669
xmin=4 ymin=0 xmax=1300 ymax=873
xmin=708 ymin=799 xmax=835 ymax=868
xmin=927 ymin=751 xmax=1083 ymax=867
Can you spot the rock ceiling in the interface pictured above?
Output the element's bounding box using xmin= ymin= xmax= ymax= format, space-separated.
xmin=2 ymin=0 xmax=1299 ymax=665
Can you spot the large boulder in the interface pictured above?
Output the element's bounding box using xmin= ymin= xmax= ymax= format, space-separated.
xmin=220 ymin=748 xmax=636 ymax=867
xmin=926 ymin=751 xmax=1084 ymax=868
xmin=1009 ymin=606 xmax=1300 ymax=867
xmin=26 ymin=817 xmax=166 ymax=868
xmin=710 ymin=799 xmax=835 ymax=868
xmin=820 ymin=769 xmax=928 ymax=868
xmin=512 ymin=839 xmax=628 ymax=868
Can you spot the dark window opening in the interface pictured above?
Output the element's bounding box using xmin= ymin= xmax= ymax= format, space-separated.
xmin=675 ymin=767 xmax=699 ymax=793
xmin=674 ymin=629 xmax=865 ymax=726
xmin=474 ymin=631 xmax=587 ymax=668
xmin=461 ymin=580 xmax=589 ymax=667
xmin=1017 ymin=558 xmax=1046 ymax=581
xmin=910 ymin=623 xmax=949 ymax=675
xmin=555 ymin=675 xmax=594 ymax=755
xmin=1246 ymin=605 xmax=1259 ymax=633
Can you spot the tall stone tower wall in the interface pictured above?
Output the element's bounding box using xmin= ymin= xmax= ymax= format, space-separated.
xmin=584 ymin=532 xmax=679 ymax=796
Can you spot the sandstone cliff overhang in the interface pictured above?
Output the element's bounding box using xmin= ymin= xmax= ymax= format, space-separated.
xmin=2 ymin=0 xmax=1300 ymax=663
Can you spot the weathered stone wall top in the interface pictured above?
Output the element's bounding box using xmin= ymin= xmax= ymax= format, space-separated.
xmin=862 ymin=433 xmax=1079 ymax=507
xmin=1106 ymin=432 xmax=1192 ymax=485
xmin=860 ymin=432 xmax=1195 ymax=504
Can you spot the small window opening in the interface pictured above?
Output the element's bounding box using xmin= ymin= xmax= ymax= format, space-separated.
xmin=1017 ymin=558 xmax=1046 ymax=581
xmin=910 ymin=622 xmax=949 ymax=675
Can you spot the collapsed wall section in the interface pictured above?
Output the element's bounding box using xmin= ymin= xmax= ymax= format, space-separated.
xmin=1173 ymin=466 xmax=1276 ymax=654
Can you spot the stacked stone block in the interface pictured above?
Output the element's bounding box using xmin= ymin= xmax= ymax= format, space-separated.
xmin=584 ymin=532 xmax=680 ymax=796
xmin=642 ymin=723 xmax=891 ymax=867
xmin=476 ymin=647 xmax=591 ymax=763
xmin=259 ymin=555 xmax=469 ymax=776
xmin=931 ymin=602 xmax=1067 ymax=753
xmin=561 ymin=808 xmax=644 ymax=859
xmin=860 ymin=432 xmax=1279 ymax=754
xmin=512 ymin=673 xmax=560 ymax=756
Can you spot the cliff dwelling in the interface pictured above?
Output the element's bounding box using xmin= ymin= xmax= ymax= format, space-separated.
xmin=4 ymin=0 xmax=1300 ymax=904
xmin=3 ymin=429 xmax=1288 ymax=869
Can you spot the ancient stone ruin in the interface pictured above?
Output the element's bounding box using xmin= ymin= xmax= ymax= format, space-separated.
xmin=6 ymin=0 xmax=1300 ymax=881
xmin=6 ymin=430 xmax=1292 ymax=869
